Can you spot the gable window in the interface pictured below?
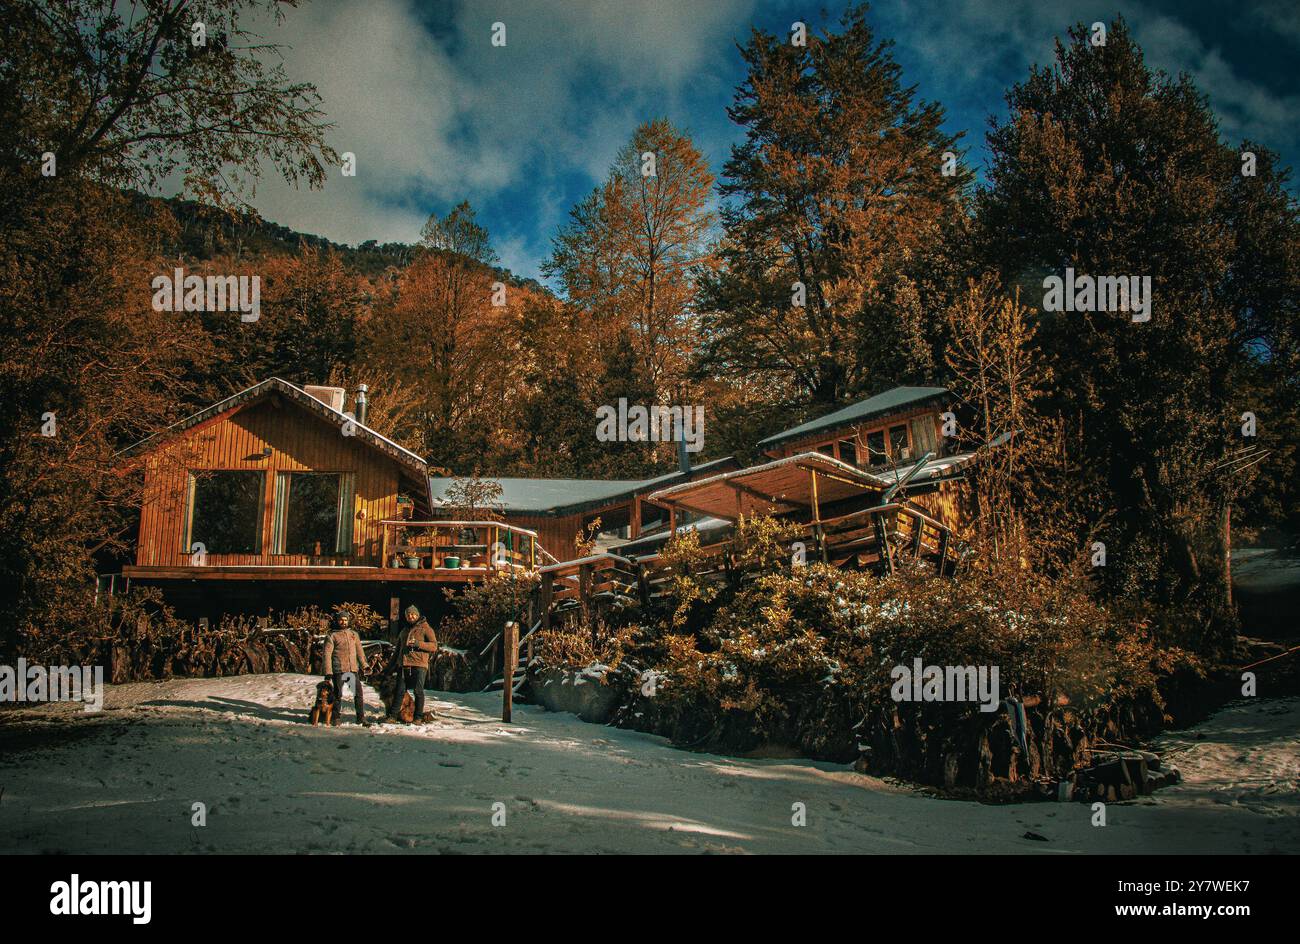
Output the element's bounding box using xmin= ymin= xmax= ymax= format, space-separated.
xmin=186 ymin=471 xmax=264 ymax=555
xmin=839 ymin=439 xmax=858 ymax=466
xmin=272 ymin=472 xmax=355 ymax=555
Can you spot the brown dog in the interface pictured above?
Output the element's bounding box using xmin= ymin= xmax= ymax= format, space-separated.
xmin=381 ymin=675 xmax=434 ymax=723
xmin=309 ymin=679 xmax=337 ymax=726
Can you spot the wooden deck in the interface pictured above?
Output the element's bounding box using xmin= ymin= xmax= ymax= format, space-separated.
xmin=537 ymin=501 xmax=962 ymax=632
xmin=120 ymin=564 xmax=504 ymax=582
xmin=123 ymin=520 xmax=552 ymax=584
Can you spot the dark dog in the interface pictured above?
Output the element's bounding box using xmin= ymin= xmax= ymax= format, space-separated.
xmin=381 ymin=675 xmax=434 ymax=723
xmin=309 ymin=679 xmax=337 ymax=726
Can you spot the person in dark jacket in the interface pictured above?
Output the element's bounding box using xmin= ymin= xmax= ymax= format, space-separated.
xmin=322 ymin=611 xmax=369 ymax=726
xmin=387 ymin=604 xmax=438 ymax=722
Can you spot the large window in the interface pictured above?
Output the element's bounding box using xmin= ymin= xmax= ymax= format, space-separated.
xmin=273 ymin=472 xmax=354 ymax=555
xmin=187 ymin=471 xmax=264 ymax=555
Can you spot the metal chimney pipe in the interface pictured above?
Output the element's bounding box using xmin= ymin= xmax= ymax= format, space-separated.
xmin=677 ymin=415 xmax=691 ymax=475
xmin=355 ymin=384 xmax=368 ymax=426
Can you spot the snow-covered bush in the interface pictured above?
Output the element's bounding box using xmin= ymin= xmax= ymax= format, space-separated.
xmin=601 ymin=516 xmax=1200 ymax=789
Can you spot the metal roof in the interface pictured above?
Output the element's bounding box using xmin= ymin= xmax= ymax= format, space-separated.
xmin=429 ymin=456 xmax=738 ymax=517
xmin=756 ymin=386 xmax=949 ymax=451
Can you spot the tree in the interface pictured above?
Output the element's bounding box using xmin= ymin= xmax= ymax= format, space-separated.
xmin=188 ymin=245 xmax=368 ymax=393
xmin=0 ymin=0 xmax=338 ymax=214
xmin=697 ymin=3 xmax=970 ymax=413
xmin=972 ymin=16 xmax=1300 ymax=644
xmin=940 ymin=276 xmax=1097 ymax=573
xmin=0 ymin=0 xmax=338 ymax=656
xmin=362 ymin=202 xmax=532 ymax=469
xmin=545 ymin=119 xmax=714 ymax=399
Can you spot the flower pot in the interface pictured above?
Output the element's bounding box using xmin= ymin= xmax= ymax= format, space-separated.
xmin=443 ymin=556 xmax=461 ymax=569
xmin=403 ymin=555 xmax=421 ymax=569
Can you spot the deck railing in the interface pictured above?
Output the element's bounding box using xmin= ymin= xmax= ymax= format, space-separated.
xmin=377 ymin=519 xmax=545 ymax=573
xmin=536 ymin=502 xmax=961 ymax=631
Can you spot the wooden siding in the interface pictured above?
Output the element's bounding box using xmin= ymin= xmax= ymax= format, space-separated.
xmin=909 ymin=480 xmax=973 ymax=540
xmin=136 ymin=395 xmax=403 ymax=568
xmin=770 ymin=406 xmax=941 ymax=463
xmin=500 ymin=512 xmax=590 ymax=562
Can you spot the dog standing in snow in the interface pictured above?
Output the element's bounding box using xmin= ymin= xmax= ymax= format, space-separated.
xmin=309 ymin=679 xmax=336 ymax=726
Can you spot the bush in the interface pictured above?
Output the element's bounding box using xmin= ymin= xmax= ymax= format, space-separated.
xmin=17 ymin=589 xmax=387 ymax=682
xmin=546 ymin=516 xmax=1206 ymax=792
xmin=439 ymin=571 xmax=538 ymax=653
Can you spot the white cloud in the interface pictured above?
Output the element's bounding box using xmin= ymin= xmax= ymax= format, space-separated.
xmin=1137 ymin=14 xmax=1300 ymax=149
xmin=223 ymin=0 xmax=754 ymax=257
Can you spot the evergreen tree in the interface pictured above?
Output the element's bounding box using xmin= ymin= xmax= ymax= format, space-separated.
xmin=973 ymin=17 xmax=1300 ymax=642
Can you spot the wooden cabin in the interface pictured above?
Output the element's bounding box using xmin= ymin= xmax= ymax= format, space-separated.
xmin=757 ymin=385 xmax=948 ymax=464
xmin=112 ymin=379 xmax=978 ymax=628
xmin=752 ymin=385 xmax=972 ymax=533
xmin=611 ymin=384 xmax=975 ymax=552
xmin=113 ymin=378 xmax=736 ymax=621
xmin=118 ymin=378 xmax=447 ymax=619
xmin=532 ymin=388 xmax=982 ymax=634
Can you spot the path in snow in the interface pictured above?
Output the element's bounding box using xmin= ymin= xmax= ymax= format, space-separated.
xmin=0 ymin=674 xmax=1296 ymax=854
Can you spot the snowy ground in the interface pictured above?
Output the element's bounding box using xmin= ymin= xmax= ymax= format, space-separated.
xmin=0 ymin=674 xmax=1296 ymax=854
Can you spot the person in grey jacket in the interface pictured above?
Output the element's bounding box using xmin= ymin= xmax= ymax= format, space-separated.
xmin=322 ymin=611 xmax=368 ymax=726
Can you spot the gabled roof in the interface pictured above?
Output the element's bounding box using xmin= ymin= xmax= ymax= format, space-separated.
xmin=429 ymin=457 xmax=738 ymax=517
xmin=118 ymin=377 xmax=429 ymax=477
xmin=756 ymin=386 xmax=949 ymax=451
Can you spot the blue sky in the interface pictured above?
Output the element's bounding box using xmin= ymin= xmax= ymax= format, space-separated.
xmin=235 ymin=0 xmax=1300 ymax=285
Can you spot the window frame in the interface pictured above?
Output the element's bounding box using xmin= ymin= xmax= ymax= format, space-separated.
xmin=271 ymin=471 xmax=355 ymax=556
xmin=184 ymin=469 xmax=267 ymax=557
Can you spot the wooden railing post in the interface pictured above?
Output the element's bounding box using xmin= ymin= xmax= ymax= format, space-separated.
xmin=502 ymin=620 xmax=518 ymax=723
xmin=873 ymin=513 xmax=894 ymax=575
xmin=540 ymin=572 xmax=554 ymax=631
xmin=633 ymin=556 xmax=651 ymax=609
xmin=579 ymin=562 xmax=593 ymax=631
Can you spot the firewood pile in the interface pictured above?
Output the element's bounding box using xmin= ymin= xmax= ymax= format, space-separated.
xmin=1047 ymin=750 xmax=1181 ymax=802
xmin=20 ymin=596 xmax=388 ymax=685
xmin=98 ymin=622 xmax=315 ymax=683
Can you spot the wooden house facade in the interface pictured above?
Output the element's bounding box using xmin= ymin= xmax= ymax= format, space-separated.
xmin=113 ymin=379 xmax=977 ymax=625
